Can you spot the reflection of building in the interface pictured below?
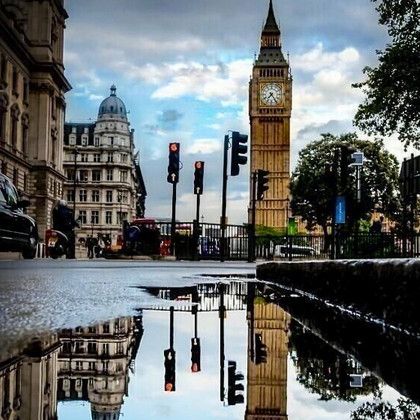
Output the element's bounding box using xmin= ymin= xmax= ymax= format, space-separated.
xmin=57 ymin=316 xmax=143 ymax=419
xmin=0 ymin=334 xmax=61 ymax=420
xmin=0 ymin=0 xmax=71 ymax=235
xmin=246 ymin=298 xmax=290 ymax=420
xmin=249 ymin=0 xmax=292 ymax=229
xmin=63 ymin=85 xmax=146 ymax=244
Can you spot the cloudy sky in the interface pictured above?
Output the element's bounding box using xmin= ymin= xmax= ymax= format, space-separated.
xmin=63 ymin=0 xmax=410 ymax=224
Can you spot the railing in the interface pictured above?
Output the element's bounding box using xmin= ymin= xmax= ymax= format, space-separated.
xmin=148 ymin=222 xmax=420 ymax=261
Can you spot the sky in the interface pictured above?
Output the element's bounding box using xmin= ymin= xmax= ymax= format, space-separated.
xmin=63 ymin=0 xmax=413 ymax=224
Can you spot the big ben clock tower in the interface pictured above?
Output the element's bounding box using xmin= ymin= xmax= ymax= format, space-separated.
xmin=249 ymin=0 xmax=292 ymax=229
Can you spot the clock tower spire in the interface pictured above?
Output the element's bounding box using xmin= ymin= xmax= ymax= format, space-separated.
xmin=249 ymin=0 xmax=292 ymax=230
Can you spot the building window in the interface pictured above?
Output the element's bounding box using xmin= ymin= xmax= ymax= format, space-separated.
xmin=103 ymin=323 xmax=110 ymax=333
xmin=91 ymin=210 xmax=99 ymax=224
xmin=79 ymin=190 xmax=87 ymax=202
xmin=93 ymin=154 xmax=100 ymax=162
xmin=109 ymin=136 xmax=114 ymax=146
xmin=69 ymin=134 xmax=76 ymax=145
xmin=106 ymin=169 xmax=113 ymax=181
xmin=80 ymin=153 xmax=88 ymax=162
xmin=21 ymin=118 xmax=29 ymax=156
xmin=105 ymin=211 xmax=112 ymax=224
xmin=120 ymin=171 xmax=128 ymax=183
xmin=92 ymin=190 xmax=100 ymax=202
xmin=71 ymin=126 xmax=76 ymax=134
xmin=81 ymin=135 xmax=88 ymax=146
xmin=94 ymin=137 xmax=99 ymax=146
xmin=106 ymin=190 xmax=112 ymax=203
xmin=66 ymin=190 xmax=74 ymax=202
xmin=79 ymin=170 xmax=88 ymax=182
xmin=107 ymin=153 xmax=113 ymax=163
xmin=67 ymin=169 xmax=75 ymax=181
xmin=12 ymin=66 xmax=18 ymax=95
xmin=121 ymin=154 xmax=127 ymax=163
xmin=75 ymin=361 xmax=83 ymax=371
xmin=78 ymin=210 xmax=87 ymax=224
xmin=0 ymin=54 xmax=7 ymax=82
xmin=92 ymin=170 xmax=101 ymax=182
xmin=117 ymin=212 xmax=128 ymax=224
xmin=23 ymin=78 xmax=29 ymax=104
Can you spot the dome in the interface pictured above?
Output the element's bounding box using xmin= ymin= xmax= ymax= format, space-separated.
xmin=98 ymin=85 xmax=127 ymax=120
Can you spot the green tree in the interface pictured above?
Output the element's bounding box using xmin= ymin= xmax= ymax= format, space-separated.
xmin=353 ymin=0 xmax=420 ymax=148
xmin=290 ymin=133 xmax=401 ymax=235
xmin=351 ymin=396 xmax=420 ymax=419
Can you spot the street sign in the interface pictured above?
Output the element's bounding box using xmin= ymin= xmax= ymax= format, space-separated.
xmin=335 ymin=196 xmax=346 ymax=224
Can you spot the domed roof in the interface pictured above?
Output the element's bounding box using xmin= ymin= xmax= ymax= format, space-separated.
xmin=98 ymin=85 xmax=127 ymax=120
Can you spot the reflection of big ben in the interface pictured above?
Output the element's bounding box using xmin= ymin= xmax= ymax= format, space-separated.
xmin=249 ymin=0 xmax=292 ymax=229
xmin=246 ymin=296 xmax=290 ymax=420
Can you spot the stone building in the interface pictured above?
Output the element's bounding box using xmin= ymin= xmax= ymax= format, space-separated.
xmin=63 ymin=85 xmax=146 ymax=245
xmin=0 ymin=334 xmax=61 ymax=420
xmin=249 ymin=0 xmax=292 ymax=229
xmin=0 ymin=0 xmax=71 ymax=236
xmin=57 ymin=316 xmax=143 ymax=419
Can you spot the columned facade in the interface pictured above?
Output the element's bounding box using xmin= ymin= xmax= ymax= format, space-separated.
xmin=0 ymin=0 xmax=71 ymax=236
xmin=249 ymin=0 xmax=292 ymax=230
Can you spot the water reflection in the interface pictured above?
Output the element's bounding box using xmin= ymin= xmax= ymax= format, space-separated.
xmin=0 ymin=280 xmax=419 ymax=419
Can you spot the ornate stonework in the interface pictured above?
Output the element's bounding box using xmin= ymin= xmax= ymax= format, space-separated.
xmin=249 ymin=0 xmax=292 ymax=230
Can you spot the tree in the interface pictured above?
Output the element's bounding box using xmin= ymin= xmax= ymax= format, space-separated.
xmin=353 ymin=0 xmax=420 ymax=148
xmin=290 ymin=133 xmax=401 ymax=235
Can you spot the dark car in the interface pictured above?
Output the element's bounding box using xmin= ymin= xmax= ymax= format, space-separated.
xmin=0 ymin=173 xmax=38 ymax=259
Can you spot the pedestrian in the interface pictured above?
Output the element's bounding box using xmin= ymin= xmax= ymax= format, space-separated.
xmin=86 ymin=235 xmax=94 ymax=259
xmin=52 ymin=199 xmax=79 ymax=258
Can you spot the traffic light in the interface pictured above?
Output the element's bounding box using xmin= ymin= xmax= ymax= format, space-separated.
xmin=230 ymin=131 xmax=248 ymax=176
xmin=254 ymin=333 xmax=267 ymax=364
xmin=191 ymin=337 xmax=201 ymax=372
xmin=227 ymin=360 xmax=244 ymax=405
xmin=167 ymin=142 xmax=180 ymax=184
xmin=164 ymin=349 xmax=176 ymax=392
xmin=194 ymin=161 xmax=204 ymax=195
xmin=256 ymin=169 xmax=270 ymax=200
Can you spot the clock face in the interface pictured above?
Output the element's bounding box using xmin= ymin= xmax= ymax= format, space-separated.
xmin=260 ymin=83 xmax=283 ymax=106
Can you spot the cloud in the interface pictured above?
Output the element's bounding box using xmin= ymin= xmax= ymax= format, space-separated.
xmin=185 ymin=139 xmax=222 ymax=155
xmin=157 ymin=109 xmax=183 ymax=130
xmin=118 ymin=59 xmax=252 ymax=105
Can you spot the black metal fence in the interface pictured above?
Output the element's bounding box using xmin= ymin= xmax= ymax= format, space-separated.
xmin=140 ymin=221 xmax=420 ymax=261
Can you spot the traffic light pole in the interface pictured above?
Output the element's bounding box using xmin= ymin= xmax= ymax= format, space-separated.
xmin=220 ymin=135 xmax=229 ymax=262
xmin=194 ymin=192 xmax=201 ymax=260
xmin=248 ymin=172 xmax=257 ymax=262
xmin=219 ymin=283 xmax=225 ymax=402
xmin=169 ymin=306 xmax=174 ymax=349
xmin=171 ymin=181 xmax=177 ymax=257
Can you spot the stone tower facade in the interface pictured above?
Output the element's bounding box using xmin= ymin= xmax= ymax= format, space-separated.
xmin=249 ymin=0 xmax=292 ymax=229
xmin=0 ymin=0 xmax=71 ymax=236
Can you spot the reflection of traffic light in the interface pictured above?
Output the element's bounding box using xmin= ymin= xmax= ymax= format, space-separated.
xmin=227 ymin=360 xmax=244 ymax=405
xmin=194 ymin=161 xmax=204 ymax=195
xmin=255 ymin=333 xmax=267 ymax=364
xmin=256 ymin=169 xmax=270 ymax=201
xmin=230 ymin=131 xmax=248 ymax=176
xmin=164 ymin=349 xmax=176 ymax=392
xmin=167 ymin=142 xmax=180 ymax=184
xmin=191 ymin=337 xmax=201 ymax=372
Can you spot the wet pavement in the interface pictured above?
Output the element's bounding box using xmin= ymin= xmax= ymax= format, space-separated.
xmin=1 ymin=261 xmax=420 ymax=419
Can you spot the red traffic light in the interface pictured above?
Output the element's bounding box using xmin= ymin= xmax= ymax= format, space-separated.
xmin=195 ymin=161 xmax=202 ymax=169
xmin=169 ymin=142 xmax=179 ymax=152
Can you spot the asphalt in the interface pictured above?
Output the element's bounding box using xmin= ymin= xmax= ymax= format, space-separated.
xmin=0 ymin=259 xmax=255 ymax=358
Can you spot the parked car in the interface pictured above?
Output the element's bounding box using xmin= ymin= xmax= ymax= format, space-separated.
xmin=0 ymin=173 xmax=38 ymax=259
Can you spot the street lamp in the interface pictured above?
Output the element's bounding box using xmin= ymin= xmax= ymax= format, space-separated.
xmin=72 ymin=147 xmax=79 ymax=217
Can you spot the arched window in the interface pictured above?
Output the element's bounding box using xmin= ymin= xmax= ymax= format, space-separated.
xmin=10 ymin=103 xmax=20 ymax=150
xmin=0 ymin=93 xmax=8 ymax=142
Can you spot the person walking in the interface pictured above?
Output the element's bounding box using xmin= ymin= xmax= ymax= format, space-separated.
xmin=86 ymin=235 xmax=94 ymax=259
xmin=52 ymin=199 xmax=79 ymax=258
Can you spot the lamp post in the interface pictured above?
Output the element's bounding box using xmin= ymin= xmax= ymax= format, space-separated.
xmin=72 ymin=147 xmax=79 ymax=216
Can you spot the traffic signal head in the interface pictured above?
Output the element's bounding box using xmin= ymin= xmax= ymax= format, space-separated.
xmin=167 ymin=142 xmax=180 ymax=184
xmin=231 ymin=131 xmax=248 ymax=176
xmin=227 ymin=360 xmax=244 ymax=405
xmin=254 ymin=333 xmax=267 ymax=364
xmin=164 ymin=349 xmax=176 ymax=392
xmin=194 ymin=161 xmax=204 ymax=195
xmin=257 ymin=169 xmax=270 ymax=201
